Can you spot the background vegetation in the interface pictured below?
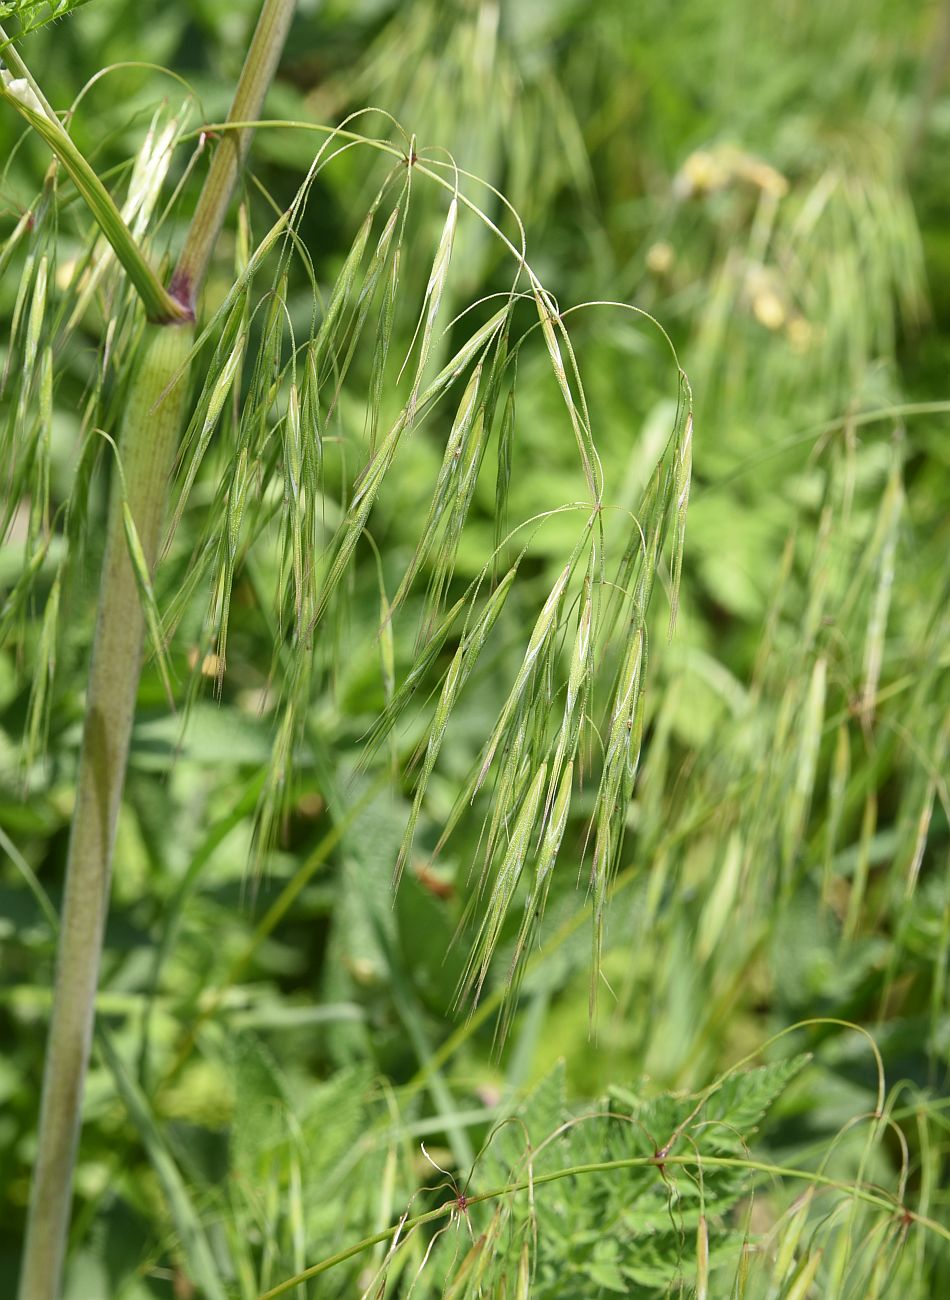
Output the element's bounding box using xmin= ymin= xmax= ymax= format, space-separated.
xmin=1 ymin=0 xmax=948 ymax=1295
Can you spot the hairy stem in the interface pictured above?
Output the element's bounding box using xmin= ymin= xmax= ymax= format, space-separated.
xmin=17 ymin=321 xmax=194 ymax=1300
xmin=16 ymin=3 xmax=298 ymax=1296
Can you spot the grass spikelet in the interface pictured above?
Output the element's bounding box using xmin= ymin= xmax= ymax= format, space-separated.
xmin=391 ymin=360 xmax=484 ymax=612
xmin=771 ymin=1186 xmax=815 ymax=1288
xmin=515 ymin=1242 xmax=531 ymax=1298
xmin=0 ymin=203 xmax=34 ymax=283
xmin=359 ymin=589 xmax=470 ymax=762
xmin=475 ymin=560 xmax=573 ymax=793
xmin=377 ymin=583 xmax=395 ymax=709
xmin=2 ymin=237 xmax=52 ymax=530
xmin=782 ymin=654 xmax=827 ymax=878
xmin=477 ymin=721 xmax=530 ymax=893
xmin=542 ymin=572 xmax=594 ymax=809
xmin=298 ymin=337 xmax=324 ymax=500
xmin=696 ymin=1213 xmax=709 ymax=1300
xmin=668 ymin=406 xmax=692 ymax=637
xmin=208 ymin=444 xmax=252 ymax=682
xmin=280 ymin=380 xmax=314 ymax=636
xmin=422 ymin=402 xmax=490 ymax=632
xmin=405 ymin=195 xmax=457 ymax=414
xmin=312 ymin=208 xmax=374 ymax=366
xmin=23 ymin=572 xmax=59 ymax=770
xmin=860 ymin=438 xmax=903 ymax=722
xmin=784 ymin=1250 xmax=823 ymax=1300
xmin=26 ymin=343 xmax=52 ymax=550
xmin=3 ymin=240 xmax=42 ymax=405
xmin=843 ymin=791 xmax=877 ymax=941
xmin=393 ymin=642 xmax=465 ymax=885
xmin=0 ymin=537 xmax=50 ymax=642
xmin=537 ymin=759 xmax=574 ymax=890
xmin=589 ymin=621 xmax=646 ymax=1004
xmin=697 ymin=831 xmax=745 ymax=962
xmin=565 ymin=574 xmax=593 ymax=724
xmin=394 ymin=562 xmax=519 ymax=883
xmin=532 ymin=282 xmax=601 ymax=502
xmin=822 ymin=721 xmax=851 ymax=903
xmin=23 ymin=249 xmax=47 ymax=389
xmin=311 ymin=309 xmax=510 ymax=636
xmin=458 ymin=760 xmax=548 ymax=1008
xmin=412 ymin=313 xmax=513 ymax=631
xmin=323 ymin=199 xmax=403 ymax=406
xmin=605 ymin=627 xmax=645 ymax=776
xmin=415 ymin=304 xmax=509 ymax=409
xmin=253 ymin=695 xmax=298 ymax=879
xmin=366 ymin=244 xmax=400 ymax=456
xmin=312 ymin=411 xmax=407 ymax=633
xmin=902 ymin=773 xmax=937 ymax=902
xmin=493 ymin=385 xmax=515 ymax=572
xmin=499 ymin=756 xmax=575 ymax=1036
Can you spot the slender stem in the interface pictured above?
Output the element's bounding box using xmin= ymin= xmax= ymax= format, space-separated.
xmin=257 ymin=1152 xmax=949 ymax=1298
xmin=0 ymin=26 xmax=188 ymax=324
xmin=168 ymin=0 xmax=297 ymax=314
xmin=16 ymin=3 xmax=297 ymax=1296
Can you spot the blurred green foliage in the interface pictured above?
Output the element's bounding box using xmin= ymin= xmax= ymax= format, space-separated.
xmin=1 ymin=0 xmax=949 ymax=1295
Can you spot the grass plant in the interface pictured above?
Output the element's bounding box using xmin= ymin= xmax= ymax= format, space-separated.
xmin=1 ymin=0 xmax=948 ymax=1296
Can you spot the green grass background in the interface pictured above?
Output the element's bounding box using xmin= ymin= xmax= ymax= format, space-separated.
xmin=1 ymin=0 xmax=948 ymax=1294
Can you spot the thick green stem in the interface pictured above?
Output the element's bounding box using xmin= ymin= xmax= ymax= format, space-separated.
xmin=17 ymin=321 xmax=194 ymax=1300
xmin=16 ymin=3 xmax=298 ymax=1296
